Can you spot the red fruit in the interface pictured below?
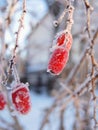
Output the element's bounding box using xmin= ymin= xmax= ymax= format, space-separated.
xmin=0 ymin=92 xmax=6 ymax=110
xmin=12 ymin=83 xmax=31 ymax=114
xmin=56 ymin=31 xmax=73 ymax=51
xmin=47 ymin=47 xmax=69 ymax=75
xmin=57 ymin=33 xmax=66 ymax=46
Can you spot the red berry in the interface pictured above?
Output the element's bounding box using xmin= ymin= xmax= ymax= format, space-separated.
xmin=12 ymin=83 xmax=31 ymax=114
xmin=47 ymin=47 xmax=69 ymax=75
xmin=0 ymin=92 xmax=6 ymax=110
xmin=55 ymin=31 xmax=72 ymax=51
xmin=57 ymin=33 xmax=66 ymax=46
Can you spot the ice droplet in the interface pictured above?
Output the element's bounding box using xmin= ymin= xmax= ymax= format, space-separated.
xmin=53 ymin=20 xmax=59 ymax=27
xmin=6 ymin=86 xmax=12 ymax=90
xmin=47 ymin=69 xmax=50 ymax=73
xmin=26 ymin=82 xmax=29 ymax=87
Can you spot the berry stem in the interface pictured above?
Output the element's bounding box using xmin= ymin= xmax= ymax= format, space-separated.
xmin=66 ymin=5 xmax=74 ymax=32
xmin=13 ymin=65 xmax=20 ymax=84
xmin=53 ymin=8 xmax=68 ymax=27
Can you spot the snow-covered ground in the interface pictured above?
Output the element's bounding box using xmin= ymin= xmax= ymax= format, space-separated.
xmin=19 ymin=91 xmax=54 ymax=130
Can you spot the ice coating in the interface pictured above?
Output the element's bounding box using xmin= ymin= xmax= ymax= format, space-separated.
xmin=12 ymin=83 xmax=31 ymax=114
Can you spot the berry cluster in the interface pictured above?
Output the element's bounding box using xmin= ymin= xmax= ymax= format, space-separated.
xmin=47 ymin=4 xmax=74 ymax=75
xmin=47 ymin=30 xmax=73 ymax=75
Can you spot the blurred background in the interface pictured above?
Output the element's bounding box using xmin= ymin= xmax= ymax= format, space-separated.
xmin=0 ymin=0 xmax=98 ymax=130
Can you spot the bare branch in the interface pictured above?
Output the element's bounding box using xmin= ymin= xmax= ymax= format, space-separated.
xmin=66 ymin=29 xmax=98 ymax=84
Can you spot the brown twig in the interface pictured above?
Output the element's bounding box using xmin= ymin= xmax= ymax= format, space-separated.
xmin=6 ymin=0 xmax=18 ymax=27
xmin=59 ymin=107 xmax=65 ymax=130
xmin=40 ymin=72 xmax=98 ymax=129
xmin=8 ymin=0 xmax=26 ymax=83
xmin=83 ymin=1 xmax=98 ymax=128
xmin=83 ymin=0 xmax=93 ymax=38
xmin=39 ymin=90 xmax=69 ymax=130
xmin=65 ymin=29 xmax=98 ymax=84
xmin=66 ymin=5 xmax=74 ymax=32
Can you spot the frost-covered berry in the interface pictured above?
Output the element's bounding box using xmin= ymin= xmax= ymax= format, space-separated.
xmin=47 ymin=47 xmax=69 ymax=75
xmin=54 ymin=31 xmax=73 ymax=51
xmin=12 ymin=83 xmax=31 ymax=114
xmin=57 ymin=33 xmax=66 ymax=46
xmin=0 ymin=92 xmax=6 ymax=110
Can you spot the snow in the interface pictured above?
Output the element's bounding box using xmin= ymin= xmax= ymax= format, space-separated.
xmin=18 ymin=92 xmax=54 ymax=130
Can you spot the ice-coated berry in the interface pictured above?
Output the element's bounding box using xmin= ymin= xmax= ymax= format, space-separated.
xmin=55 ymin=31 xmax=72 ymax=50
xmin=47 ymin=47 xmax=69 ymax=75
xmin=57 ymin=33 xmax=66 ymax=46
xmin=0 ymin=92 xmax=6 ymax=110
xmin=12 ymin=84 xmax=31 ymax=114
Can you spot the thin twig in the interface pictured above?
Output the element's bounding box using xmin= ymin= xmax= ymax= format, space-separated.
xmin=66 ymin=29 xmax=98 ymax=84
xmin=8 ymin=0 xmax=26 ymax=83
xmin=40 ymin=72 xmax=98 ymax=129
